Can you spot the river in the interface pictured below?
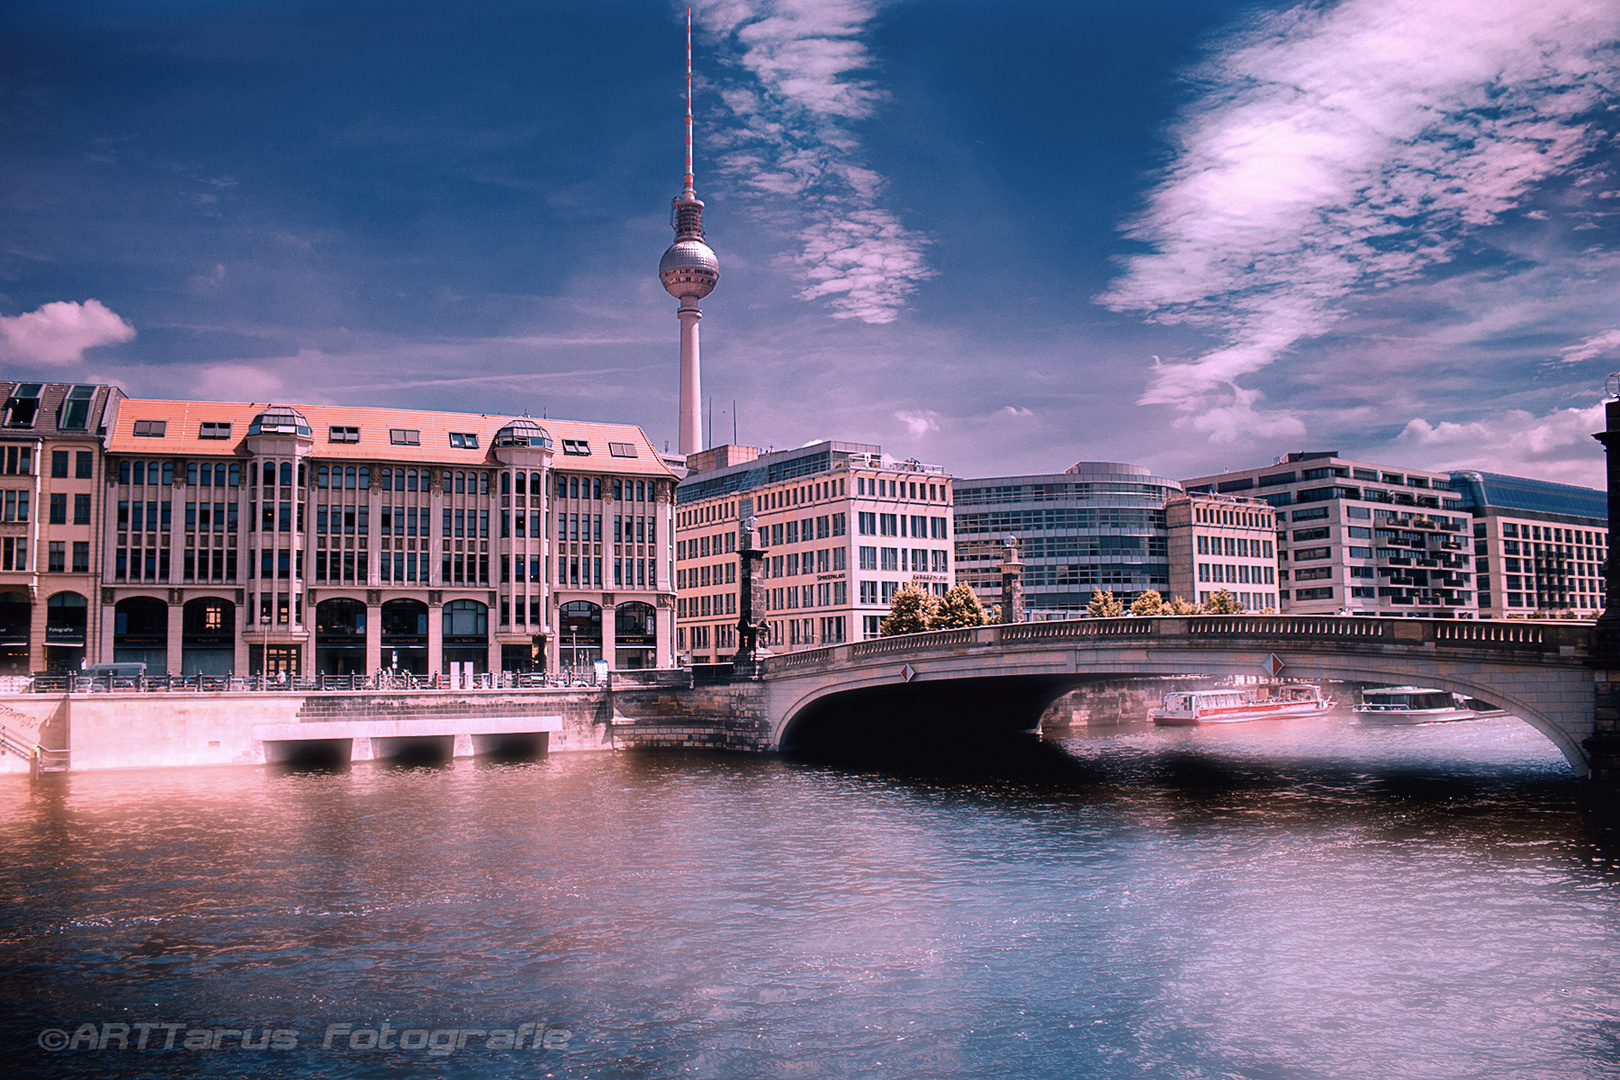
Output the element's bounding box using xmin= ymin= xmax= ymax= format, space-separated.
xmin=3 ymin=704 xmax=1619 ymax=1079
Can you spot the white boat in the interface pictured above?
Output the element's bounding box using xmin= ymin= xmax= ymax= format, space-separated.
xmin=1151 ymin=683 xmax=1333 ymax=726
xmin=1353 ymin=686 xmax=1506 ymax=724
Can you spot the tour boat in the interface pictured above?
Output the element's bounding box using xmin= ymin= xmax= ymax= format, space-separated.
xmin=1353 ymin=686 xmax=1507 ymax=725
xmin=1150 ymin=683 xmax=1333 ymax=726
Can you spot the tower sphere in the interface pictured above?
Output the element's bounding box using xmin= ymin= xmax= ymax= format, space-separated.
xmin=660 ymin=238 xmax=719 ymax=300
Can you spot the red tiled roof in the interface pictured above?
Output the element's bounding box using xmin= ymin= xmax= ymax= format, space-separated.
xmin=108 ymin=399 xmax=674 ymax=477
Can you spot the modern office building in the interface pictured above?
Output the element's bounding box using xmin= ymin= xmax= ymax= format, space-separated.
xmin=953 ymin=462 xmax=1181 ymax=615
xmin=1183 ymin=452 xmax=1476 ymax=618
xmin=0 ymin=381 xmax=124 ymax=675
xmin=1165 ymin=492 xmax=1281 ymax=611
xmin=675 ymin=441 xmax=953 ymax=660
xmin=1448 ymin=471 xmax=1608 ymax=618
xmin=96 ymin=398 xmax=677 ymax=677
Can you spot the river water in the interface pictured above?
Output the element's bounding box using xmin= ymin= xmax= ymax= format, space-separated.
xmin=3 ymin=705 xmax=1620 ymax=1079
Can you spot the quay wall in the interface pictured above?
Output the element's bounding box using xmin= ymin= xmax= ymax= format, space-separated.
xmin=0 ymin=679 xmax=772 ymax=773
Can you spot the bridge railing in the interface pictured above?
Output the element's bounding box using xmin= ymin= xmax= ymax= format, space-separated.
xmin=762 ymin=614 xmax=1589 ymax=674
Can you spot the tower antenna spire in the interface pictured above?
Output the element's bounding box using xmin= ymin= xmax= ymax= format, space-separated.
xmin=684 ymin=6 xmax=695 ymax=199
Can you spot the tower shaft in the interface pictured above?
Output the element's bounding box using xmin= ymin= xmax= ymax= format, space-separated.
xmin=679 ymin=302 xmax=702 ymax=456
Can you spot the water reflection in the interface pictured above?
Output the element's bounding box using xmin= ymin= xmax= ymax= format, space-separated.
xmin=1 ymin=710 xmax=1618 ymax=1079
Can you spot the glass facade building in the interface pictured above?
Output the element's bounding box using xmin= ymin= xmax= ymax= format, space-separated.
xmin=953 ymin=463 xmax=1181 ymax=614
xmin=1448 ymin=471 xmax=1608 ymax=618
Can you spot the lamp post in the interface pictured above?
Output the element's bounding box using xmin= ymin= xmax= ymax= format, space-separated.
xmin=732 ymin=512 xmax=770 ymax=676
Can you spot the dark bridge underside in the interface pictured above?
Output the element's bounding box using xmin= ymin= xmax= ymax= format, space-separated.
xmin=780 ymin=675 xmax=1110 ymax=757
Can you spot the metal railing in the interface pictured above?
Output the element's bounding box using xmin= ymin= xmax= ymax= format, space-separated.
xmin=13 ymin=668 xmax=604 ymax=694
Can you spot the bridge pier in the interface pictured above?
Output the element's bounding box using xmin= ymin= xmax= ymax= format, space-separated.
xmin=1585 ymin=395 xmax=1620 ymax=818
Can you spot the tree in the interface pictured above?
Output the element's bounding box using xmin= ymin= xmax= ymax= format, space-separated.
xmin=1165 ymin=594 xmax=1202 ymax=615
xmin=1129 ymin=589 xmax=1165 ymax=617
xmin=1087 ymin=589 xmax=1123 ymax=618
xmin=881 ymin=581 xmax=941 ymax=636
xmin=935 ymin=583 xmax=989 ymax=628
xmin=1204 ymin=588 xmax=1242 ymax=615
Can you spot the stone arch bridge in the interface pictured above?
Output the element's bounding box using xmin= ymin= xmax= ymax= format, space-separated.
xmin=748 ymin=617 xmax=1604 ymax=774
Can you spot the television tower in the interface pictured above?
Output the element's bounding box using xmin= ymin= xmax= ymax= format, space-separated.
xmin=659 ymin=7 xmax=719 ymax=458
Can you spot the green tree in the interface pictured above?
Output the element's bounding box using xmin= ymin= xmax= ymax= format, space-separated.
xmin=1165 ymin=594 xmax=1202 ymax=615
xmin=881 ymin=581 xmax=941 ymax=636
xmin=1204 ymin=588 xmax=1243 ymax=615
xmin=1129 ymin=589 xmax=1165 ymax=617
xmin=935 ymin=582 xmax=989 ymax=629
xmin=1087 ymin=589 xmax=1123 ymax=618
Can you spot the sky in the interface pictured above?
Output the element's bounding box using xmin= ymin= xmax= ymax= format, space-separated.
xmin=3 ymin=0 xmax=1620 ymax=488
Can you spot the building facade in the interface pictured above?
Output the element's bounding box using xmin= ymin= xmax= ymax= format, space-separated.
xmin=953 ymin=463 xmax=1182 ymax=615
xmin=1448 ymin=471 xmax=1608 ymax=618
xmin=96 ymin=398 xmax=677 ymax=677
xmin=0 ymin=382 xmax=124 ymax=674
xmin=1165 ymin=493 xmax=1280 ymax=611
xmin=675 ymin=441 xmax=953 ymax=660
xmin=1183 ymin=452 xmax=1475 ymax=618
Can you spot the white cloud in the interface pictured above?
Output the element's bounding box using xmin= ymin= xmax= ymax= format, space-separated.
xmin=694 ymin=0 xmax=931 ymax=322
xmin=1002 ymin=406 xmax=1034 ymax=417
xmin=1392 ymin=402 xmax=1606 ymax=486
xmin=1099 ymin=0 xmax=1620 ymax=435
xmin=893 ymin=409 xmax=939 ymax=437
xmin=191 ymin=360 xmax=291 ymax=403
xmin=0 ymin=299 xmax=135 ymax=364
xmin=1557 ymin=328 xmax=1620 ymax=364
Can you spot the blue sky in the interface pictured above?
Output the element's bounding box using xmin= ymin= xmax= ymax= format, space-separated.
xmin=3 ymin=0 xmax=1619 ymax=487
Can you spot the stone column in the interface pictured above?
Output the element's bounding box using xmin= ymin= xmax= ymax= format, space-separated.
xmin=166 ymin=589 xmax=183 ymax=676
xmin=1585 ymin=396 xmax=1620 ymax=808
xmin=600 ymin=595 xmax=616 ymax=671
xmin=365 ymin=589 xmax=382 ymax=674
xmin=427 ymin=590 xmax=443 ymax=675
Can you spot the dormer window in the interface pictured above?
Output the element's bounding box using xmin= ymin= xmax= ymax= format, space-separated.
xmin=608 ymin=442 xmax=638 ymax=458
xmin=2 ymin=384 xmax=42 ymax=429
xmin=198 ymin=421 xmax=232 ymax=440
xmin=389 ymin=429 xmax=420 ymax=446
xmin=448 ymin=432 xmax=479 ymax=449
xmin=561 ymin=438 xmax=590 ymax=455
xmin=58 ymin=385 xmax=95 ymax=430
xmin=132 ymin=419 xmax=167 ymax=437
xmin=329 ymin=425 xmax=360 ymax=443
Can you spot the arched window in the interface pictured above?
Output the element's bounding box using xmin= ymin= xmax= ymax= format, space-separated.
xmin=262 ymin=462 xmax=275 ymax=488
xmin=502 ymin=471 xmax=511 ymax=495
xmin=406 ymin=469 xmax=418 ymax=493
xmin=358 ymin=467 xmax=370 ymax=490
xmin=279 ymin=462 xmax=292 ymax=487
xmin=442 ymin=599 xmax=488 ymax=638
xmin=345 ymin=466 xmax=356 ymax=490
xmin=317 ymin=465 xmax=329 ymax=489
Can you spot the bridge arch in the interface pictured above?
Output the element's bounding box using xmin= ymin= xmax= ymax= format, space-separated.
xmin=764 ymin=618 xmax=1596 ymax=774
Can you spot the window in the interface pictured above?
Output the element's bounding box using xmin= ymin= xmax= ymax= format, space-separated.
xmin=132 ymin=419 xmax=167 ymax=437
xmin=51 ymin=450 xmax=68 ymax=478
xmin=199 ymin=421 xmax=233 ymax=439
xmin=329 ymin=425 xmax=360 ymax=443
xmin=389 ymin=428 xmax=420 ymax=446
xmin=49 ymin=493 xmax=66 ymax=524
xmin=53 ymin=385 xmax=95 ymax=430
xmin=2 ymin=384 xmax=42 ymax=428
xmin=76 ymin=451 xmax=93 ymax=478
xmin=608 ymin=442 xmax=638 ymax=458
xmin=448 ymin=432 xmax=479 ymax=448
xmin=73 ymin=493 xmax=90 ymax=525
xmin=562 ymin=438 xmax=590 ymax=455
xmin=72 ymin=541 xmax=89 ymax=573
xmin=1295 ymin=587 xmax=1334 ymax=600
